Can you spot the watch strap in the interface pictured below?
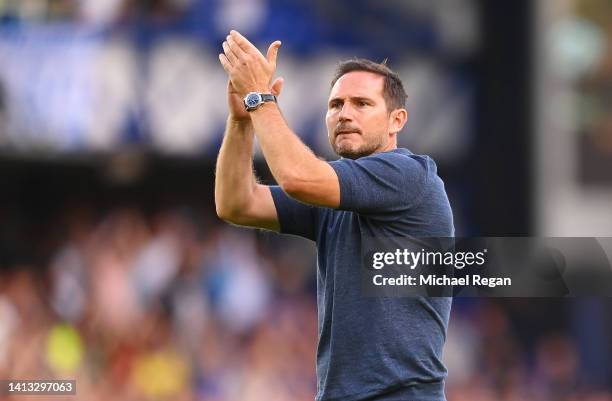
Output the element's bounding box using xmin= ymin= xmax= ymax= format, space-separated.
xmin=260 ymin=93 xmax=277 ymax=103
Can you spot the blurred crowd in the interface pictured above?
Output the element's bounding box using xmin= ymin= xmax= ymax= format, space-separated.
xmin=0 ymin=0 xmax=477 ymax=158
xmin=0 ymin=204 xmax=611 ymax=401
xmin=0 ymin=205 xmax=318 ymax=401
xmin=0 ymin=0 xmax=191 ymax=26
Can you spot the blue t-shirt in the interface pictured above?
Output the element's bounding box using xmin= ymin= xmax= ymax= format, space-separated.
xmin=270 ymin=148 xmax=454 ymax=401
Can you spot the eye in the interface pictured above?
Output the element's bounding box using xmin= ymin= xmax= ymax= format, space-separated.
xmin=329 ymin=101 xmax=342 ymax=109
xmin=358 ymin=100 xmax=369 ymax=107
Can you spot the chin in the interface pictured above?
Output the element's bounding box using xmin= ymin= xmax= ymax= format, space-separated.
xmin=335 ymin=145 xmax=374 ymax=160
xmin=333 ymin=136 xmax=382 ymax=159
xmin=337 ymin=151 xmax=360 ymax=160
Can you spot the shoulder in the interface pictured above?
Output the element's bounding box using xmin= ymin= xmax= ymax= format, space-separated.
xmin=333 ymin=148 xmax=433 ymax=166
xmin=380 ymin=148 xmax=436 ymax=172
xmin=330 ymin=148 xmax=435 ymax=178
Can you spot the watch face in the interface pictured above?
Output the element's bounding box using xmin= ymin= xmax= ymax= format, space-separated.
xmin=245 ymin=93 xmax=261 ymax=108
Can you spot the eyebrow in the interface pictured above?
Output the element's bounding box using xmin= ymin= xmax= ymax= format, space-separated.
xmin=328 ymin=96 xmax=376 ymax=106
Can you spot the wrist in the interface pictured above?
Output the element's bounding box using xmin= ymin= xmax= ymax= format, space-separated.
xmin=227 ymin=115 xmax=253 ymax=126
xmin=249 ymin=100 xmax=277 ymax=115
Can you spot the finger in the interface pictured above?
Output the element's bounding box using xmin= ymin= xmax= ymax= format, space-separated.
xmin=266 ymin=41 xmax=282 ymax=68
xmin=229 ymin=30 xmax=259 ymax=53
xmin=218 ymin=53 xmax=231 ymax=74
xmin=222 ymin=41 xmax=238 ymax=64
xmin=270 ymin=76 xmax=284 ymax=96
xmin=226 ymin=35 xmax=248 ymax=59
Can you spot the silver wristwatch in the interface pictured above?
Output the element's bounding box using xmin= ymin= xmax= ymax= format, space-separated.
xmin=243 ymin=92 xmax=277 ymax=112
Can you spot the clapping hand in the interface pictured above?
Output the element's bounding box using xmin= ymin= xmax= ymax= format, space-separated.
xmin=219 ymin=30 xmax=282 ymax=97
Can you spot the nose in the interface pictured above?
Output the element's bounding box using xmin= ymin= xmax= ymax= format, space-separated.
xmin=338 ymin=103 xmax=353 ymax=121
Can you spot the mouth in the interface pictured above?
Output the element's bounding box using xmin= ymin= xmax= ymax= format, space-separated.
xmin=336 ymin=131 xmax=361 ymax=137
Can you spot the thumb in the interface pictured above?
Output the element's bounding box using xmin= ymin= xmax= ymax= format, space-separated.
xmin=266 ymin=40 xmax=282 ymax=67
xmin=270 ymin=76 xmax=284 ymax=96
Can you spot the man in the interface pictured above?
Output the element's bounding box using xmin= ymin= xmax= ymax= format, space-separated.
xmin=216 ymin=30 xmax=454 ymax=401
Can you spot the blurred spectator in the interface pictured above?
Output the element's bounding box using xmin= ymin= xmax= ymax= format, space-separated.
xmin=1 ymin=205 xmax=611 ymax=400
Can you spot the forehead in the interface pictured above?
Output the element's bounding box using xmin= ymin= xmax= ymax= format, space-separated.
xmin=329 ymin=71 xmax=385 ymax=100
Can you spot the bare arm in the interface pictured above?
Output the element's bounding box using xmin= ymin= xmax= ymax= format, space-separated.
xmin=214 ymin=78 xmax=284 ymax=231
xmin=219 ymin=31 xmax=340 ymax=209
xmin=214 ymin=117 xmax=279 ymax=231
xmin=249 ymin=103 xmax=340 ymax=208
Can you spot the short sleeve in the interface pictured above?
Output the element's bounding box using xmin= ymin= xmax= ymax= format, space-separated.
xmin=329 ymin=151 xmax=431 ymax=214
xmin=270 ymin=186 xmax=318 ymax=241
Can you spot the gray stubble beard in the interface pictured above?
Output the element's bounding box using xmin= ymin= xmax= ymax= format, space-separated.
xmin=332 ymin=135 xmax=385 ymax=160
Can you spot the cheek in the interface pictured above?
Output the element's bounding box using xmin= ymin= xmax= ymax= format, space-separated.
xmin=362 ymin=113 xmax=385 ymax=131
xmin=326 ymin=114 xmax=336 ymax=132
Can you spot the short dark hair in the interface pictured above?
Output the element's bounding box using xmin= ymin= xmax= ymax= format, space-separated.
xmin=330 ymin=58 xmax=407 ymax=112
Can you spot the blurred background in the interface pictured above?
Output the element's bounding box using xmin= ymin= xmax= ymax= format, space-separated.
xmin=0 ymin=0 xmax=611 ymax=400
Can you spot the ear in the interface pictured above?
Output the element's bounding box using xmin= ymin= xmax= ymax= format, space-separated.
xmin=389 ymin=108 xmax=408 ymax=135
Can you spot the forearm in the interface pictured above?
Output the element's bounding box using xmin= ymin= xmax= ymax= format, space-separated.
xmin=249 ymin=103 xmax=322 ymax=190
xmin=214 ymin=117 xmax=258 ymax=218
xmin=218 ymin=30 xmax=338 ymax=208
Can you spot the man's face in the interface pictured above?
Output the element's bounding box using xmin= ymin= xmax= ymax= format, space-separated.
xmin=326 ymin=71 xmax=395 ymax=159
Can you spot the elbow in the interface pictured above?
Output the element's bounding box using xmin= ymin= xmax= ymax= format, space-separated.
xmin=214 ymin=188 xmax=240 ymax=223
xmin=215 ymin=202 xmax=237 ymax=223
xmin=216 ymin=199 xmax=252 ymax=226
xmin=215 ymin=205 xmax=230 ymax=222
xmin=215 ymin=187 xmax=257 ymax=225
xmin=278 ymin=173 xmax=307 ymax=200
